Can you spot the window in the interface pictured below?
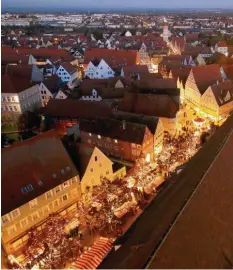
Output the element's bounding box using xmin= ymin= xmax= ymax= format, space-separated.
xmin=62 ymin=194 xmax=68 ymax=201
xmin=53 ymin=199 xmax=60 ymax=208
xmin=11 ymin=209 xmax=20 ymax=220
xmin=55 ymin=185 xmax=62 ymax=193
xmin=38 ymin=180 xmax=43 ymax=186
xmin=7 ymin=97 xmax=11 ymax=102
xmin=98 ymin=135 xmax=101 ymax=139
xmin=90 ymin=168 xmax=94 ymax=172
xmin=52 ymin=173 xmax=57 ymax=179
xmin=27 ymin=184 xmax=33 ymax=191
xmin=45 ymin=190 xmax=53 ymax=200
xmin=2 ymin=215 xmax=10 ymax=226
xmin=89 ymin=133 xmax=92 ymax=137
xmin=13 ymin=106 xmax=17 ymax=111
xmin=31 ymin=212 xmax=40 ymax=222
xmin=43 ymin=205 xmax=50 ymax=215
xmin=2 ymin=96 xmax=6 ymax=102
xmin=106 ymin=170 xmax=109 ymax=175
xmin=114 ymin=139 xmax=118 ymax=143
xmin=8 ymin=225 xmax=17 ymax=236
xmin=95 ymin=156 xmax=98 ymax=162
xmin=20 ymin=218 xmax=28 ymax=229
xmin=29 ymin=198 xmax=38 ymax=209
xmin=21 ymin=187 xmax=28 ymax=194
xmin=12 ymin=96 xmax=15 ymax=102
xmin=71 ymin=177 xmax=77 ymax=184
xmin=61 ymin=169 xmax=65 ymax=174
xmin=9 ymin=106 xmax=13 ymax=111
xmin=63 ymin=181 xmax=70 ymax=188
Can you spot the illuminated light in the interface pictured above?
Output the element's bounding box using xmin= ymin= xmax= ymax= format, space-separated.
xmin=98 ymin=135 xmax=101 ymax=139
xmin=127 ymin=177 xmax=136 ymax=188
xmin=145 ymin=153 xmax=151 ymax=163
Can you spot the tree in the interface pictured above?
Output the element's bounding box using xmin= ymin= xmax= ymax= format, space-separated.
xmin=23 ymin=214 xmax=81 ymax=269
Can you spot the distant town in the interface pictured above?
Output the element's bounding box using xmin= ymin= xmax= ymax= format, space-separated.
xmin=1 ymin=9 xmax=233 ymax=270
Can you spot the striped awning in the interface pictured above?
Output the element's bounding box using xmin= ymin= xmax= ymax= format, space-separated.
xmin=71 ymin=237 xmax=114 ymax=269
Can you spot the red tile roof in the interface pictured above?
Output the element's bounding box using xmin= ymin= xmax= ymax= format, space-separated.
xmin=122 ymin=65 xmax=149 ymax=77
xmin=118 ymin=93 xmax=179 ymax=118
xmin=189 ymin=64 xmax=222 ymax=93
xmin=44 ymin=99 xmax=113 ymax=119
xmin=83 ymin=48 xmax=140 ymax=68
xmin=2 ymin=130 xmax=79 ymax=215
xmin=80 ymin=117 xmax=147 ymax=145
xmin=1 ymin=75 xmax=37 ymax=94
xmin=2 ymin=47 xmax=74 ymax=62
xmin=217 ymin=40 xmax=228 ymax=48
xmin=209 ymin=80 xmax=233 ymax=106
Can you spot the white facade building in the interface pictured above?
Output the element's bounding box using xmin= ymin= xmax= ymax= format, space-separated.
xmin=39 ymin=82 xmax=67 ymax=107
xmin=56 ymin=64 xmax=78 ymax=86
xmin=1 ymin=85 xmax=42 ymax=114
xmin=85 ymin=59 xmax=115 ymax=79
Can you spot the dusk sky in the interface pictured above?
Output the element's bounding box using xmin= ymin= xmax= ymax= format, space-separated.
xmin=2 ymin=0 xmax=233 ymax=10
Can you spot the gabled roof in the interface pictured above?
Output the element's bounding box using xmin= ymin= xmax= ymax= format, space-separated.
xmin=118 ymin=93 xmax=179 ymax=118
xmin=80 ymin=117 xmax=147 ymax=145
xmin=60 ymin=62 xmax=77 ymax=74
xmin=84 ymin=48 xmax=139 ymax=68
xmin=208 ymin=80 xmax=233 ymax=106
xmin=122 ymin=65 xmax=149 ymax=77
xmin=44 ymin=99 xmax=113 ymax=119
xmin=217 ymin=40 xmax=227 ymax=48
xmin=1 ymin=75 xmax=37 ymax=94
xmin=1 ymin=130 xmax=79 ymax=215
xmin=42 ymin=75 xmax=61 ymax=93
xmin=135 ymin=78 xmax=177 ymax=90
xmin=189 ymin=64 xmax=222 ymax=93
xmin=112 ymin=111 xmax=160 ymax=134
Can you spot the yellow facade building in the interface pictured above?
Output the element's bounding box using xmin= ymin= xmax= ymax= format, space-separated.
xmin=1 ymin=131 xmax=81 ymax=256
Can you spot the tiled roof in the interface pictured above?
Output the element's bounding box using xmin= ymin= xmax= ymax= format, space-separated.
xmin=79 ymin=77 xmax=131 ymax=90
xmin=190 ymin=64 xmax=222 ymax=93
xmin=42 ymin=75 xmax=61 ymax=93
xmin=118 ymin=92 xmax=179 ymax=118
xmin=61 ymin=62 xmax=77 ymax=74
xmin=113 ymin=111 xmax=160 ymax=134
xmin=122 ymin=65 xmax=149 ymax=77
xmin=44 ymin=99 xmax=113 ymax=119
xmin=80 ymin=117 xmax=147 ymax=145
xmin=1 ymin=130 xmax=79 ymax=215
xmin=135 ymin=78 xmax=177 ymax=90
xmin=1 ymin=75 xmax=37 ymax=94
xmin=209 ymin=80 xmax=233 ymax=106
xmin=2 ymin=47 xmax=74 ymax=62
xmin=84 ymin=48 xmax=139 ymax=68
xmin=217 ymin=40 xmax=227 ymax=48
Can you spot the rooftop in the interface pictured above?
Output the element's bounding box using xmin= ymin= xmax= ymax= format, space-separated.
xmin=2 ymin=130 xmax=79 ymax=215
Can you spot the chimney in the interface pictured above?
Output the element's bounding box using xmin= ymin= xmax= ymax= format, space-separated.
xmin=122 ymin=120 xmax=126 ymax=130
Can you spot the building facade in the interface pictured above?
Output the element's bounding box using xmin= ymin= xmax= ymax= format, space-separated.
xmin=1 ymin=131 xmax=81 ymax=256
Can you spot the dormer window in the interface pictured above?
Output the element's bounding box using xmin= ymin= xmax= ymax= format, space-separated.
xmin=27 ymin=184 xmax=33 ymax=191
xmin=66 ymin=166 xmax=71 ymax=172
xmin=61 ymin=169 xmax=65 ymax=174
xmin=21 ymin=187 xmax=28 ymax=194
xmin=52 ymin=173 xmax=57 ymax=179
xmin=38 ymin=180 xmax=43 ymax=186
